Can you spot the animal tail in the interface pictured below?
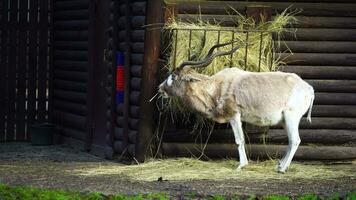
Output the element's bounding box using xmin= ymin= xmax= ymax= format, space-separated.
xmin=307 ymin=91 xmax=314 ymax=123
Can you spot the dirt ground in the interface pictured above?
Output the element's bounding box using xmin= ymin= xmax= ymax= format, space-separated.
xmin=0 ymin=143 xmax=355 ymax=198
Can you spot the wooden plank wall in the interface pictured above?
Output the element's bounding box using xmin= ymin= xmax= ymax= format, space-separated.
xmin=109 ymin=0 xmax=147 ymax=157
xmin=161 ymin=1 xmax=356 ymax=160
xmin=52 ymin=0 xmax=90 ymax=142
xmin=0 ymin=0 xmax=52 ymax=142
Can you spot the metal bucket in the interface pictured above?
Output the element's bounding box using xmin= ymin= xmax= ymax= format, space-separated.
xmin=30 ymin=123 xmax=55 ymax=145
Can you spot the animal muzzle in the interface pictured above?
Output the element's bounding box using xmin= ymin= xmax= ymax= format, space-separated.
xmin=158 ymin=81 xmax=169 ymax=98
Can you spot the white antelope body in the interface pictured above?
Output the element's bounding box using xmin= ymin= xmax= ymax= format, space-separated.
xmin=159 ymin=41 xmax=314 ymax=173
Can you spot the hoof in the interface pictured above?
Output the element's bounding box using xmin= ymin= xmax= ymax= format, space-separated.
xmin=236 ymin=163 xmax=248 ymax=171
xmin=277 ymin=165 xmax=287 ymax=173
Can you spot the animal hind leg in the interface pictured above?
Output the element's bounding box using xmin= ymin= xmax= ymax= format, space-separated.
xmin=230 ymin=113 xmax=248 ymax=170
xmin=278 ymin=111 xmax=301 ymax=173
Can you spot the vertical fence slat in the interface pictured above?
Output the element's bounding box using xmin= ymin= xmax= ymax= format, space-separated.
xmin=38 ymin=0 xmax=48 ymax=122
xmin=6 ymin=0 xmax=19 ymax=140
xmin=48 ymin=0 xmax=53 ymax=123
xmin=230 ymin=31 xmax=234 ymax=67
xmin=244 ymin=31 xmax=249 ymax=70
xmin=0 ymin=0 xmax=9 ymax=141
xmin=16 ymin=0 xmax=29 ymax=140
xmin=27 ymin=0 xmax=39 ymax=130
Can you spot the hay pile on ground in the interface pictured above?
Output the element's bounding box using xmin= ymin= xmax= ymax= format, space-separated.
xmin=73 ymin=158 xmax=355 ymax=182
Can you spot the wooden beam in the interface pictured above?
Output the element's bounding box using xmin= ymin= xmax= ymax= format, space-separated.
xmin=162 ymin=143 xmax=356 ymax=160
xmin=136 ymin=0 xmax=164 ymax=162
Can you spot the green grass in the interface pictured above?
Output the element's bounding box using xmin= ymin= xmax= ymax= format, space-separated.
xmin=0 ymin=184 xmax=355 ymax=200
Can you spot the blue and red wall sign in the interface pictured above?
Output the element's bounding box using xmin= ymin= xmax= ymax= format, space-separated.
xmin=116 ymin=52 xmax=125 ymax=104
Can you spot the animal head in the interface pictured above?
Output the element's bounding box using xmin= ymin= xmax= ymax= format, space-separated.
xmin=159 ymin=67 xmax=204 ymax=97
xmin=159 ymin=40 xmax=243 ymax=98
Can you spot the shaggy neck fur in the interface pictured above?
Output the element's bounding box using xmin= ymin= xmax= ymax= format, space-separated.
xmin=181 ymin=74 xmax=238 ymax=123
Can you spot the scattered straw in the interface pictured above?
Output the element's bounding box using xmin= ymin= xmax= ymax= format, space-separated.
xmin=72 ymin=158 xmax=355 ymax=182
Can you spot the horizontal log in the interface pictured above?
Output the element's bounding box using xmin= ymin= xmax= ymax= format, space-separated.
xmin=131 ymin=65 xmax=142 ymax=77
xmin=120 ymin=2 xmax=146 ymax=16
xmin=278 ymin=53 xmax=356 ymax=66
xmin=178 ymin=14 xmax=238 ymax=27
xmin=116 ymin=104 xmax=124 ymax=115
xmin=117 ymin=17 xmax=127 ymax=29
xmin=54 ymin=100 xmax=87 ymax=116
xmin=54 ymin=0 xmax=89 ymax=10
xmin=162 ymin=143 xmax=356 ymax=160
xmin=287 ymin=117 xmax=356 ymax=129
xmin=130 ymin=91 xmax=141 ymax=105
xmin=54 ymin=41 xmax=88 ymax=51
xmin=130 ymin=106 xmax=140 ymax=118
xmin=293 ymin=16 xmax=356 ymax=28
xmin=280 ymin=66 xmax=356 ymax=80
xmin=60 ymin=127 xmax=85 ymax=141
xmin=178 ymin=15 xmax=356 ymax=29
xmin=175 ymin=1 xmax=356 ymax=17
xmin=132 ymin=42 xmax=144 ymax=53
xmin=131 ymin=53 xmax=144 ymax=65
xmin=119 ymin=30 xmax=145 ymax=42
xmin=118 ymin=42 xmax=129 ymax=52
xmin=54 ymin=110 xmax=86 ymax=131
xmin=54 ymin=20 xmax=89 ymax=30
xmin=106 ymin=110 xmax=111 ymax=120
xmin=131 ymin=16 xmax=146 ymax=29
xmin=163 ymin=129 xmax=356 ymax=145
xmin=54 ymin=30 xmax=88 ymax=41
xmin=53 ymin=79 xmax=87 ymax=92
xmin=130 ymin=78 xmax=141 ymax=91
xmin=279 ymin=41 xmax=356 ymax=53
xmin=306 ymin=80 xmax=356 ymax=93
xmin=54 ymin=10 xmax=89 ymax=20
xmin=53 ymin=90 xmax=87 ymax=103
xmin=53 ymin=60 xmax=89 ymax=72
xmin=131 ymin=30 xmax=145 ymax=42
xmin=314 ymin=93 xmax=356 ymax=105
xmin=128 ymin=144 xmax=136 ymax=156
xmin=116 ymin=117 xmax=124 ymax=127
xmin=128 ymin=130 xmax=137 ymax=144
xmin=105 ymin=87 xmax=112 ymax=96
xmin=106 ymin=133 xmax=112 ymax=146
xmin=282 ymin=28 xmax=356 ymax=41
xmin=54 ymin=50 xmax=88 ymax=62
xmin=113 ymin=140 xmax=124 ymax=154
xmin=114 ymin=127 xmax=124 ymax=140
xmin=265 ymin=129 xmax=356 ymax=145
xmin=312 ymin=105 xmax=356 ymax=117
xmin=129 ymin=118 xmax=140 ymax=130
xmin=54 ymin=70 xmax=87 ymax=82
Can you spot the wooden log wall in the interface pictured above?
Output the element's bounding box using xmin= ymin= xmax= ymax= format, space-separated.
xmin=109 ymin=0 xmax=147 ymax=157
xmin=161 ymin=1 xmax=356 ymax=160
xmin=53 ymin=0 xmax=90 ymax=141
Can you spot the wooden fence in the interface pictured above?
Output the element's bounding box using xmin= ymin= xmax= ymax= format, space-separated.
xmin=0 ymin=0 xmax=52 ymax=142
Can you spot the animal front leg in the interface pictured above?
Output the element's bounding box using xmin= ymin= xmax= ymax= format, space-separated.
xmin=230 ymin=113 xmax=248 ymax=170
xmin=278 ymin=111 xmax=301 ymax=173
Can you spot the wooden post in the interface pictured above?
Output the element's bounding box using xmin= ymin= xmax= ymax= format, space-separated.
xmin=135 ymin=0 xmax=164 ymax=162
